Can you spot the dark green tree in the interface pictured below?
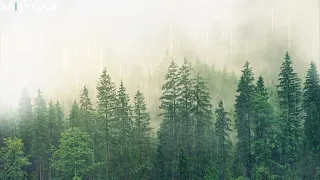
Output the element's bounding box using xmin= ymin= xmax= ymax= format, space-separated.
xmin=114 ymin=80 xmax=133 ymax=179
xmin=215 ymin=100 xmax=232 ymax=180
xmin=31 ymin=89 xmax=51 ymax=180
xmin=302 ymin=62 xmax=320 ymax=179
xmin=18 ymin=88 xmax=33 ymax=156
xmin=193 ymin=73 xmax=213 ymax=179
xmin=132 ymin=90 xmax=153 ymax=180
xmin=157 ymin=60 xmax=180 ymax=179
xmin=303 ymin=62 xmax=320 ymax=153
xmin=252 ymin=76 xmax=273 ymax=167
xmin=234 ymin=61 xmax=255 ymax=179
xmin=68 ymin=101 xmax=81 ymax=129
xmin=80 ymin=85 xmax=94 ymax=135
xmin=0 ymin=137 xmax=30 ymax=180
xmin=277 ymin=52 xmax=302 ymax=167
xmin=96 ymin=68 xmax=117 ymax=179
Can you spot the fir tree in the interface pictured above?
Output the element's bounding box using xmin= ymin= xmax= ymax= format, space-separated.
xmin=177 ymin=58 xmax=195 ymax=157
xmin=193 ymin=73 xmax=213 ymax=179
xmin=31 ymin=89 xmax=51 ymax=180
xmin=96 ymin=68 xmax=117 ymax=179
xmin=68 ymin=101 xmax=81 ymax=129
xmin=277 ymin=52 xmax=302 ymax=167
xmin=234 ymin=61 xmax=255 ymax=179
xmin=18 ymin=88 xmax=33 ymax=156
xmin=132 ymin=90 xmax=153 ymax=179
xmin=252 ymin=76 xmax=273 ymax=167
xmin=114 ymin=80 xmax=133 ymax=179
xmin=80 ymin=85 xmax=94 ymax=135
xmin=303 ymin=62 xmax=320 ymax=153
xmin=215 ymin=100 xmax=232 ymax=180
xmin=157 ymin=60 xmax=180 ymax=179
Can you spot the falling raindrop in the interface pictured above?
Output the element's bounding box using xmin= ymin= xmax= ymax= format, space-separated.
xmin=271 ymin=8 xmax=274 ymax=32
xmin=288 ymin=20 xmax=291 ymax=49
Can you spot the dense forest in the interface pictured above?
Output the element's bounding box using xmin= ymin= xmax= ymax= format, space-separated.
xmin=0 ymin=51 xmax=319 ymax=180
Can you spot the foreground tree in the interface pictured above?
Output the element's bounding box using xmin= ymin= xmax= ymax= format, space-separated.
xmin=96 ymin=68 xmax=117 ymax=179
xmin=0 ymin=137 xmax=30 ymax=179
xmin=31 ymin=89 xmax=51 ymax=180
xmin=132 ymin=90 xmax=153 ymax=179
xmin=252 ymin=76 xmax=273 ymax=167
xmin=215 ymin=100 xmax=232 ymax=180
xmin=51 ymin=128 xmax=93 ymax=179
xmin=193 ymin=73 xmax=214 ymax=179
xmin=302 ymin=62 xmax=320 ymax=179
xmin=277 ymin=52 xmax=302 ymax=168
xmin=234 ymin=62 xmax=256 ymax=179
xmin=156 ymin=60 xmax=180 ymax=179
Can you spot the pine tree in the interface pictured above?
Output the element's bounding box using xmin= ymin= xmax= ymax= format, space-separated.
xmin=48 ymin=100 xmax=59 ymax=147
xmin=215 ymin=100 xmax=232 ymax=180
xmin=178 ymin=149 xmax=192 ymax=180
xmin=55 ymin=101 xmax=65 ymax=138
xmin=31 ymin=89 xmax=51 ymax=180
xmin=157 ymin=60 xmax=180 ymax=179
xmin=68 ymin=101 xmax=81 ymax=128
xmin=80 ymin=85 xmax=94 ymax=135
xmin=176 ymin=58 xmax=195 ymax=161
xmin=193 ymin=73 xmax=213 ymax=179
xmin=302 ymin=62 xmax=320 ymax=179
xmin=96 ymin=68 xmax=117 ymax=179
xmin=132 ymin=90 xmax=153 ymax=179
xmin=252 ymin=76 xmax=273 ymax=167
xmin=18 ymin=88 xmax=33 ymax=157
xmin=277 ymin=52 xmax=302 ymax=167
xmin=114 ymin=80 xmax=134 ymax=179
xmin=303 ymin=62 xmax=320 ymax=153
xmin=234 ymin=61 xmax=255 ymax=179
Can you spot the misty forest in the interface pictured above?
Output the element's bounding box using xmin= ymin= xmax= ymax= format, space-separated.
xmin=0 ymin=0 xmax=320 ymax=180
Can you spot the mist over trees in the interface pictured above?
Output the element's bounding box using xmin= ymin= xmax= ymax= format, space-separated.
xmin=0 ymin=51 xmax=319 ymax=180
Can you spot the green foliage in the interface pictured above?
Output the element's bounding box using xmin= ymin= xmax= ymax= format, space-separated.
xmin=252 ymin=165 xmax=275 ymax=180
xmin=0 ymin=137 xmax=30 ymax=179
xmin=303 ymin=62 xmax=320 ymax=154
xmin=132 ymin=90 xmax=154 ymax=179
xmin=68 ymin=101 xmax=81 ymax=128
xmin=51 ymin=128 xmax=93 ymax=179
xmin=96 ymin=68 xmax=117 ymax=178
xmin=234 ymin=61 xmax=256 ymax=179
xmin=277 ymin=52 xmax=303 ymax=165
xmin=215 ymin=100 xmax=232 ymax=180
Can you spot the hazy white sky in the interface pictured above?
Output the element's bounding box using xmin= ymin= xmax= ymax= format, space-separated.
xmin=0 ymin=0 xmax=318 ymax=107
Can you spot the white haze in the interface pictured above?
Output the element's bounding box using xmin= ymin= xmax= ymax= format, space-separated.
xmin=0 ymin=0 xmax=318 ymax=108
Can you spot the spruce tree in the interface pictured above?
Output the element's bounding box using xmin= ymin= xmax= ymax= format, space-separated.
xmin=18 ymin=88 xmax=33 ymax=157
xmin=277 ymin=52 xmax=302 ymax=167
xmin=132 ymin=90 xmax=153 ymax=179
xmin=96 ymin=68 xmax=117 ymax=179
xmin=80 ymin=85 xmax=94 ymax=135
xmin=55 ymin=101 xmax=64 ymax=137
xmin=215 ymin=100 xmax=232 ymax=180
xmin=68 ymin=101 xmax=81 ymax=128
xmin=114 ymin=80 xmax=133 ymax=179
xmin=303 ymin=62 xmax=320 ymax=153
xmin=157 ymin=60 xmax=180 ymax=179
xmin=234 ymin=61 xmax=255 ymax=179
xmin=31 ymin=89 xmax=51 ymax=180
xmin=252 ymin=76 xmax=273 ymax=167
xmin=302 ymin=62 xmax=320 ymax=178
xmin=177 ymin=58 xmax=195 ymax=158
xmin=193 ymin=73 xmax=213 ymax=179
